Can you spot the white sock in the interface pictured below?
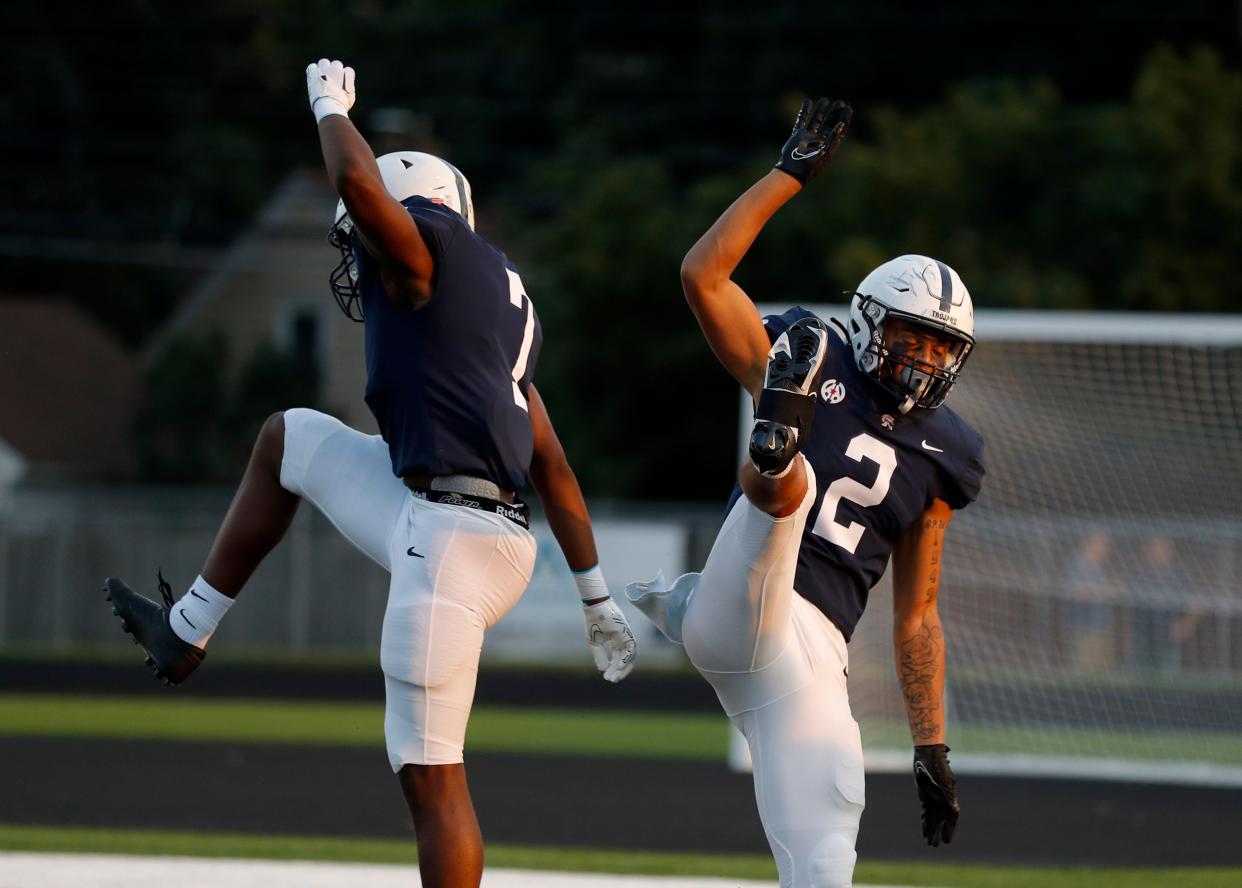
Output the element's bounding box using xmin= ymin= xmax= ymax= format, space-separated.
xmin=169 ymin=575 xmax=234 ymax=648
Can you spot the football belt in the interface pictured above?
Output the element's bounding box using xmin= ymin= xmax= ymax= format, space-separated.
xmin=407 ymin=487 xmax=531 ymax=529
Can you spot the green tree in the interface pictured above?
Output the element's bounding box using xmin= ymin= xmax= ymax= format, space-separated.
xmin=134 ymin=333 xmax=229 ymax=482
xmin=509 ymin=46 xmax=1242 ymax=499
xmin=1123 ymin=46 xmax=1242 ymax=310
xmin=135 ymin=334 xmax=320 ymax=483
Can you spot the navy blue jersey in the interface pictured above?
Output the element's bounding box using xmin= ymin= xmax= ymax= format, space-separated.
xmin=354 ymin=196 xmax=542 ymax=491
xmin=730 ymin=306 xmax=984 ymax=641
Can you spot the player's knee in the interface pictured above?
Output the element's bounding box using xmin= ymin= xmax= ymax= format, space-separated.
xmin=255 ymin=411 xmax=286 ymax=470
xmin=805 ymin=830 xmax=858 ymax=888
xmin=397 ymin=763 xmax=468 ymax=817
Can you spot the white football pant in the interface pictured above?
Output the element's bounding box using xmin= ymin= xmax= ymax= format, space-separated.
xmin=279 ymin=408 xmax=536 ymax=769
xmin=680 ymin=461 xmax=865 ymax=888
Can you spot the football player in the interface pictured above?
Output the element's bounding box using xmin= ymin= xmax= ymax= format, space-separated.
xmin=627 ymin=97 xmax=984 ymax=887
xmin=104 ymin=59 xmax=636 ymax=888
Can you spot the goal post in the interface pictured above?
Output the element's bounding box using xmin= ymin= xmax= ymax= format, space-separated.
xmin=731 ymin=306 xmax=1242 ymax=785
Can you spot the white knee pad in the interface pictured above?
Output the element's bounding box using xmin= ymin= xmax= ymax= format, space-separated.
xmin=805 ymin=829 xmax=860 ymax=888
xmin=766 ymin=821 xmax=860 ymax=888
xmin=382 ymin=599 xmax=484 ymax=689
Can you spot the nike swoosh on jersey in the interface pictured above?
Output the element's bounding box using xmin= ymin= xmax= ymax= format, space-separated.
xmin=406 ymin=546 xmax=425 ymax=558
xmin=921 ymin=440 xmax=945 ymax=452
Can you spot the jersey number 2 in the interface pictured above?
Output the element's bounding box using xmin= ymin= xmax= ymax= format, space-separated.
xmin=811 ymin=433 xmax=897 ymax=554
xmin=507 ymin=269 xmax=536 ymax=412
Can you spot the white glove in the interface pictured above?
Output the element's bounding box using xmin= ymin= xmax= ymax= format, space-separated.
xmin=583 ymin=598 xmax=637 ymax=683
xmin=306 ymin=58 xmax=356 ymax=123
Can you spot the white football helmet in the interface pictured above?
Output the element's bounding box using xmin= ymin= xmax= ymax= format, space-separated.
xmin=327 ymin=151 xmax=474 ymax=320
xmin=846 ymin=255 xmax=975 ymax=413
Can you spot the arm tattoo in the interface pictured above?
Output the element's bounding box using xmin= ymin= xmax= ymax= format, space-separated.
xmin=923 ymin=520 xmax=943 ymax=604
xmin=899 ymin=622 xmax=943 ymax=744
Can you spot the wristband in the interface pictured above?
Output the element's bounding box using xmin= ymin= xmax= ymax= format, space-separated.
xmin=573 ymin=564 xmax=610 ymax=603
xmin=313 ymin=96 xmax=350 ymax=123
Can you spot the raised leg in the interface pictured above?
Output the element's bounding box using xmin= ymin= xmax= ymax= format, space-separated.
xmin=105 ymin=409 xmax=406 ymax=684
xmin=201 ymin=411 xmax=301 ymax=597
xmin=103 ymin=412 xmax=300 ymax=684
xmin=740 ymin=453 xmax=809 ymax=518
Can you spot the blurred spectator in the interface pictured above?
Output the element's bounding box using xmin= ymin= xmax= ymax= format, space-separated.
xmin=1127 ymin=536 xmax=1197 ymax=674
xmin=1064 ymin=531 xmax=1119 ymax=671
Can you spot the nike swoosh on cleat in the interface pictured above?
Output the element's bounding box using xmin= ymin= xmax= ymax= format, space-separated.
xmin=189 ymin=588 xmax=208 ymax=602
xmin=179 ymin=608 xmax=197 ymax=629
xmin=406 ymin=547 xmax=425 ymax=558
xmin=921 ymin=440 xmax=944 ymax=452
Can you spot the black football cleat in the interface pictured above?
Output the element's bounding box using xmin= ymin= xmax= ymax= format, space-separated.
xmin=104 ymin=572 xmax=204 ymax=686
xmin=750 ymin=316 xmax=829 ymax=476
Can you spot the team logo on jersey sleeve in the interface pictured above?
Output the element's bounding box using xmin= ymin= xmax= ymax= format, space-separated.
xmin=820 ymin=379 xmax=846 ymax=404
xmin=881 ymin=414 xmax=895 ymax=430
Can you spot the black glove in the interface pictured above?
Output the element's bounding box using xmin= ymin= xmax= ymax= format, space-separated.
xmin=913 ymin=743 xmax=959 ymax=847
xmin=775 ymin=97 xmax=853 ymax=184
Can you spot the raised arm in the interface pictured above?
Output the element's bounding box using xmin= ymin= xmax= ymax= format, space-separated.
xmin=307 ymin=59 xmax=435 ymax=309
xmin=680 ymin=172 xmax=800 ymax=397
xmin=891 ymin=496 xmax=960 ymax=847
xmin=681 ymin=97 xmax=852 ymax=398
xmin=528 ymin=385 xmax=637 ymax=682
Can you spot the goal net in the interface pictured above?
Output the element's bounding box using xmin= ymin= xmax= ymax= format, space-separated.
xmin=743 ymin=307 xmax=1242 ymax=784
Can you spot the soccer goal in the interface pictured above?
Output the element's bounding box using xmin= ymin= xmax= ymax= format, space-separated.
xmin=736 ymin=306 xmax=1242 ymax=785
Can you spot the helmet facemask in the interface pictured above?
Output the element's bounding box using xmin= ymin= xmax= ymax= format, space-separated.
xmin=852 ymin=294 xmax=974 ymax=413
xmin=327 ymin=214 xmax=364 ymax=322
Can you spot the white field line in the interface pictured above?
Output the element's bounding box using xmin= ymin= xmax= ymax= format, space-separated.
xmin=0 ymin=852 xmax=925 ymax=888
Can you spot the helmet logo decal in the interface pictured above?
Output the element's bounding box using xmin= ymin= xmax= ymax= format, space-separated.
xmin=933 ymin=259 xmax=957 ymax=311
xmin=890 ymin=262 xmax=965 ymax=313
xmin=820 ymin=379 xmax=846 ymax=404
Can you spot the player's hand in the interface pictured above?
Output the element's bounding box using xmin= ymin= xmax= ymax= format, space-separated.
xmin=306 ymin=58 xmax=356 ymax=123
xmin=913 ymin=743 xmax=959 ymax=846
xmin=775 ymin=97 xmax=852 ymax=184
xmin=582 ymin=597 xmax=637 ymax=683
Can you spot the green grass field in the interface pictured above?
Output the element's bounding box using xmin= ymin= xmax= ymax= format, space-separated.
xmin=0 ymin=824 xmax=1237 ymax=887
xmin=0 ymin=694 xmax=727 ymax=758
xmin=3 ymin=692 xmax=1240 ymax=886
xmin=4 ymin=693 xmax=1242 ymax=766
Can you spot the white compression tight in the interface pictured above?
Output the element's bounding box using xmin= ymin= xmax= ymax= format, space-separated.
xmin=680 ymin=463 xmax=865 ymax=887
